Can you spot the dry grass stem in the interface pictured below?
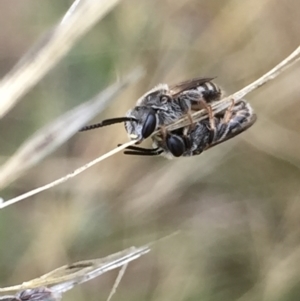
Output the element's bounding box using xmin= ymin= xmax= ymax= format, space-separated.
xmin=167 ymin=46 xmax=300 ymax=131
xmin=0 ymin=0 xmax=123 ymax=119
xmin=0 ymin=140 xmax=137 ymax=209
xmin=106 ymin=264 xmax=128 ymax=301
xmin=1 ymin=46 xmax=299 ymax=210
xmin=0 ymin=67 xmax=143 ymax=189
xmin=0 ymin=245 xmax=149 ymax=293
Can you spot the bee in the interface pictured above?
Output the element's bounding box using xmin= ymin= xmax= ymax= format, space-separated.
xmin=121 ymin=100 xmax=256 ymax=158
xmin=79 ymin=77 xmax=223 ymax=142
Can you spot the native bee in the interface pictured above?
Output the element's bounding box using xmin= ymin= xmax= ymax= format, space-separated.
xmin=79 ymin=77 xmax=223 ymax=142
xmin=121 ymin=100 xmax=256 ymax=158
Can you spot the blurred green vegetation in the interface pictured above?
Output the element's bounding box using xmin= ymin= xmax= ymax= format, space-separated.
xmin=1 ymin=0 xmax=300 ymax=301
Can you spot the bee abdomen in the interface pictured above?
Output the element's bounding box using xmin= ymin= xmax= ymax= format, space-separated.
xmin=197 ymin=81 xmax=223 ymax=102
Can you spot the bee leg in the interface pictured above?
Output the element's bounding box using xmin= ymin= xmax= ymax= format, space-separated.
xmin=200 ymin=102 xmax=218 ymax=145
xmin=186 ymin=110 xmax=196 ymax=130
xmin=212 ymin=103 xmax=239 ymax=143
xmin=222 ymin=99 xmax=235 ymax=123
xmin=184 ymin=104 xmax=214 ymax=134
xmin=232 ymin=99 xmax=247 ymax=111
xmin=191 ymin=98 xmax=221 ymax=145
xmin=211 ymin=99 xmax=237 ymax=143
xmin=228 ymin=103 xmax=256 ymax=132
xmin=124 ymin=149 xmax=163 ymax=156
xmin=117 ymin=144 xmax=163 ymax=156
xmin=208 ymin=101 xmax=257 ymax=148
xmin=159 ymin=125 xmax=167 ymax=141
xmin=193 ymin=100 xmax=219 ymax=145
xmin=206 ymin=103 xmax=216 ymax=131
xmin=191 ymin=99 xmax=216 ymax=132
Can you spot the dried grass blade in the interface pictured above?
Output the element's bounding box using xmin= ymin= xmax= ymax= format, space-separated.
xmin=0 ymin=68 xmax=143 ymax=190
xmin=0 ymin=245 xmax=150 ymax=293
xmin=0 ymin=0 xmax=123 ymax=118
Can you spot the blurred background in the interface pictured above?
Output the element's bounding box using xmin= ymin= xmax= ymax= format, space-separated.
xmin=1 ymin=0 xmax=300 ymax=300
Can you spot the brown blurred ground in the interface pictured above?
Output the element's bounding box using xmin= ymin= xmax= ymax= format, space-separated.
xmin=1 ymin=1 xmax=300 ymax=301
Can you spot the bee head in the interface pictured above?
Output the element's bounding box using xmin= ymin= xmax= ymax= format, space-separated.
xmin=136 ymin=84 xmax=170 ymax=106
xmin=125 ymin=106 xmax=158 ymax=142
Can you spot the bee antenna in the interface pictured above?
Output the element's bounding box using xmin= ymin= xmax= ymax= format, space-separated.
xmin=124 ymin=150 xmax=163 ymax=156
xmin=79 ymin=117 xmax=137 ymax=132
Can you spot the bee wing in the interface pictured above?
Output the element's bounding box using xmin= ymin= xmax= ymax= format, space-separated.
xmin=208 ymin=113 xmax=257 ymax=149
xmin=170 ymin=77 xmax=216 ymax=96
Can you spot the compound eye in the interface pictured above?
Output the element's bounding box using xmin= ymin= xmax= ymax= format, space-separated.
xmin=142 ymin=111 xmax=157 ymax=139
xmin=160 ymin=95 xmax=172 ymax=103
xmin=166 ymin=135 xmax=185 ymax=157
